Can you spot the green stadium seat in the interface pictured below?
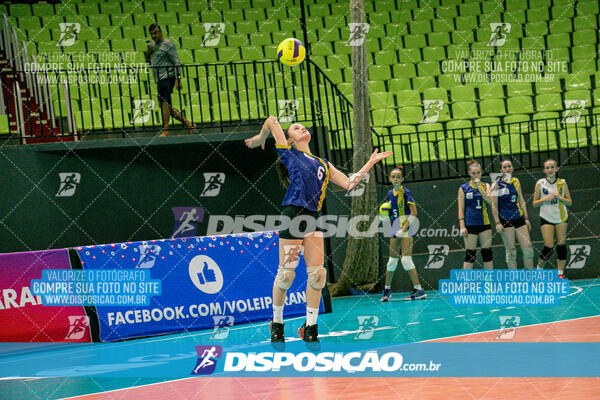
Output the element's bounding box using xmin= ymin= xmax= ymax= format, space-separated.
xmin=522 ymin=36 xmax=545 ymax=51
xmin=452 ymin=101 xmax=478 ymax=120
xmin=418 ymin=61 xmax=441 ymax=76
xmin=437 ymin=5 xmax=458 ymax=19
xmin=499 ymin=134 xmax=527 ymax=154
xmin=475 ymin=117 xmax=503 ymax=136
xmin=447 ymin=119 xmax=473 ymax=139
xmin=404 ymin=34 xmax=427 ymax=48
xmin=526 ymin=7 xmax=549 ymax=22
xmin=245 ymin=9 xmax=265 ymax=21
xmin=449 ymin=86 xmax=474 ymax=102
xmin=535 ymin=81 xmax=561 ymax=94
xmin=371 ymin=92 xmax=395 ymax=109
xmin=417 ymin=122 xmax=445 ymax=142
xmin=573 ymin=30 xmax=597 ymax=46
xmin=227 ymin=33 xmax=248 ymax=47
xmin=551 ymin=4 xmax=575 ymax=19
xmin=370 ymin=65 xmax=392 ymax=81
xmin=388 ymin=78 xmax=411 ymax=91
xmin=410 ymin=141 xmax=437 ymax=162
xmin=504 ymin=114 xmax=531 ymax=134
xmin=452 ymin=30 xmax=475 ymax=45
xmin=323 ymin=15 xmax=346 ymax=28
xmin=410 ymin=20 xmax=432 ymax=35
xmin=372 ymin=109 xmax=398 ymax=126
xmin=398 ymin=106 xmax=423 ymax=124
xmin=593 ymin=88 xmax=600 ymax=107
xmin=217 ymin=47 xmax=240 ymax=61
xmin=423 ymin=46 xmax=446 ymax=61
xmin=395 ymin=89 xmax=421 ymax=107
xmin=123 ymin=26 xmax=145 ymax=39
xmin=390 ymin=125 xmax=418 ymax=144
xmin=392 ymin=63 xmax=417 ymax=79
xmin=480 ymin=99 xmax=507 ymax=117
xmin=9 ymin=3 xmax=32 ymax=17
xmin=27 ymin=28 xmax=51 ymax=42
xmin=532 ymin=112 xmax=560 ymax=131
xmin=428 ymin=31 xmax=451 ymax=47
xmin=546 ymin=33 xmax=570 ymax=49
xmin=368 ymin=80 xmax=386 ymax=92
xmin=157 ymin=13 xmax=178 ymax=25
xmin=397 ymin=48 xmax=422 ymax=63
xmin=134 ymin=13 xmax=156 ymax=26
xmin=558 ymin=127 xmax=588 ymax=148
xmin=369 ymin=12 xmax=390 ymax=25
xmin=169 ymin=25 xmax=192 ymax=38
xmin=199 ymin=10 xmax=223 ymax=22
xmin=382 ymin=142 xmax=409 ymax=165
xmin=507 ymin=82 xmax=533 ymax=97
xmin=412 ymin=76 xmax=437 ymax=89
xmin=374 ymin=50 xmax=397 ymax=65
xmin=507 ymin=96 xmax=534 ymax=115
xmin=413 ymin=8 xmax=435 ymax=21
xmin=572 ymin=45 xmax=595 ymax=61
xmin=98 ymin=27 xmax=122 ymax=40
xmin=536 ymin=94 xmax=563 ymax=112
xmin=423 ymin=87 xmax=447 ymax=101
xmin=550 ymin=19 xmax=572 ymax=34
xmin=530 ymin=0 xmax=551 ymax=8
xmin=111 ymin=38 xmax=134 ymax=52
xmin=592 ymin=127 xmax=600 ymax=146
xmin=177 ymin=12 xmax=198 ymax=25
xmin=438 ymin=74 xmax=461 ymax=89
xmin=459 ymin=2 xmax=481 ymax=16
xmin=17 ymin=16 xmax=41 ymax=30
xmin=87 ymin=15 xmax=110 ymax=27
xmin=574 ymin=16 xmax=597 ymax=31
xmin=503 ymin=10 xmax=526 ymax=24
xmin=309 ymin=4 xmax=330 ymax=17
xmin=525 ymin=21 xmax=548 ymax=36
xmin=455 ymin=16 xmax=477 ymax=32
xmin=432 ymin=18 xmax=453 ymax=32
xmin=223 ymin=9 xmax=244 ymax=22
xmin=576 ymin=0 xmax=599 ymax=15
xmin=437 ymin=138 xmax=466 ymax=160
xmin=506 ymin=0 xmax=528 ymax=10
xmin=241 ymin=46 xmax=264 ymax=60
xmin=375 ymin=0 xmax=396 ymax=12
xmin=79 ymin=3 xmax=100 ymax=15
xmin=564 ymin=89 xmax=592 ymax=106
xmin=181 ymin=36 xmax=203 ymax=49
xmin=530 ymin=130 xmax=558 ymax=151
xmin=31 ymin=2 xmax=54 ymax=16
xmin=478 ymin=85 xmax=504 ymax=100
xmin=466 ymin=136 xmax=498 ymax=157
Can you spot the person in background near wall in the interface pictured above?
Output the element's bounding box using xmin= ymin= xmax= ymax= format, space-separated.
xmin=145 ymin=23 xmax=195 ymax=137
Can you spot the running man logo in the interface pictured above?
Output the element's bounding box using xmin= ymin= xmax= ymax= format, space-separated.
xmin=201 ymin=173 xmax=225 ymax=197
xmin=65 ymin=316 xmax=89 ymax=340
xmin=132 ymin=100 xmax=155 ymax=124
xmin=210 ymin=316 xmax=234 ymax=339
xmin=201 ymin=23 xmax=225 ymax=47
xmin=188 ymin=255 xmax=223 ymax=294
xmin=171 ymin=207 xmax=205 ymax=238
xmin=487 ymin=23 xmax=511 ymax=47
xmin=282 ymin=245 xmax=303 ymax=269
xmin=562 ymin=100 xmax=587 ymax=124
xmin=346 ymin=173 xmax=369 ymax=197
xmin=566 ymin=245 xmax=590 ymax=269
xmin=56 ymin=173 xmax=81 ymax=197
xmin=496 ymin=315 xmax=520 ymax=340
xmin=135 ymin=243 xmax=162 ymax=268
xmin=355 ymin=315 xmax=379 ymax=340
xmin=346 ymin=23 xmax=370 ymax=46
xmin=421 ymin=100 xmax=444 ymax=123
xmin=424 ymin=245 xmax=449 ymax=269
xmin=191 ymin=345 xmax=222 ymax=375
xmin=57 ymin=23 xmax=80 ymax=47
xmin=278 ymin=100 xmax=299 ymax=124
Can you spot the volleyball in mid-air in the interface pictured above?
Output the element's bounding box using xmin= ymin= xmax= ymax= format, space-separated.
xmin=277 ymin=38 xmax=306 ymax=66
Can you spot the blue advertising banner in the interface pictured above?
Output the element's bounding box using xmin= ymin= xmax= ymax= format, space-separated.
xmin=75 ymin=231 xmax=322 ymax=342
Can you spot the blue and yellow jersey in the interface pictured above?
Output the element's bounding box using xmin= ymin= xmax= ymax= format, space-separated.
xmin=461 ymin=181 xmax=490 ymax=226
xmin=387 ymin=186 xmax=415 ymax=221
xmin=496 ymin=177 xmax=524 ymax=220
xmin=276 ymin=145 xmax=329 ymax=211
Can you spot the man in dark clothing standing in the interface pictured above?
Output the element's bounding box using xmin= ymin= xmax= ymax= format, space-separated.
xmin=145 ymin=23 xmax=195 ymax=137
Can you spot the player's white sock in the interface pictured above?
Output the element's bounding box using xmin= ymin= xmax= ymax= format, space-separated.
xmin=414 ymin=284 xmax=422 ymax=290
xmin=273 ymin=305 xmax=284 ymax=323
xmin=306 ymin=307 xmax=319 ymax=326
xmin=385 ymin=285 xmax=391 ymax=290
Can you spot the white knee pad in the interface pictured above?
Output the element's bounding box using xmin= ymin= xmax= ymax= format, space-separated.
xmin=401 ymin=256 xmax=416 ymax=271
xmin=307 ymin=266 xmax=327 ymax=290
xmin=386 ymin=257 xmax=399 ymax=272
xmin=506 ymin=248 xmax=517 ymax=268
xmin=274 ymin=268 xmax=296 ymax=291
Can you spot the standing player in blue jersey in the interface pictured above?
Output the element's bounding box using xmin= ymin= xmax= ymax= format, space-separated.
xmin=379 ymin=166 xmax=426 ymax=302
xmin=490 ymin=160 xmax=534 ymax=269
xmin=245 ymin=116 xmax=391 ymax=343
xmin=457 ymin=160 xmax=497 ymax=269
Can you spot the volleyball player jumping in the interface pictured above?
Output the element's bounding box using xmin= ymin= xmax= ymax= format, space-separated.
xmin=490 ymin=159 xmax=534 ymax=269
xmin=245 ymin=116 xmax=391 ymax=343
xmin=532 ymin=159 xmax=572 ymax=279
xmin=379 ymin=165 xmax=426 ymax=302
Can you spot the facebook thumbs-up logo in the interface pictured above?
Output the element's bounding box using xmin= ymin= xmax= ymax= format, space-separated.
xmin=189 ymin=255 xmax=223 ymax=294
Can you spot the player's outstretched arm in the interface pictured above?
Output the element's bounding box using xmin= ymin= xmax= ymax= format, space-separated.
xmin=329 ymin=149 xmax=392 ymax=190
xmin=244 ymin=116 xmax=288 ymax=149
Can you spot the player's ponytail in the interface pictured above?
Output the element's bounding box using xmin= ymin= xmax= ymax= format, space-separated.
xmin=277 ymin=158 xmax=290 ymax=189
